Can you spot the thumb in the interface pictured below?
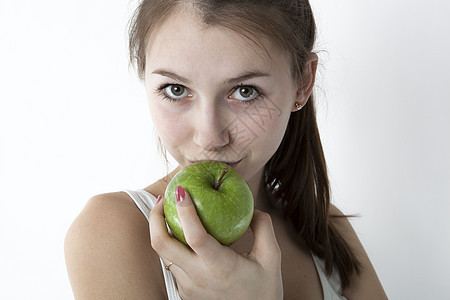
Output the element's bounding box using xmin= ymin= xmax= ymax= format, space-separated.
xmin=249 ymin=210 xmax=281 ymax=267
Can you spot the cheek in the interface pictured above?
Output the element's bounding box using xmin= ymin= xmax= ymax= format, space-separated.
xmin=233 ymin=109 xmax=290 ymax=181
xmin=255 ymin=112 xmax=290 ymax=154
xmin=229 ymin=101 xmax=291 ymax=160
xmin=242 ymin=98 xmax=291 ymax=141
xmin=148 ymin=102 xmax=190 ymax=147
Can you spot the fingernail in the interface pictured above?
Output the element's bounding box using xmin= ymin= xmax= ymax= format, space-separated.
xmin=156 ymin=195 xmax=162 ymax=204
xmin=175 ymin=186 xmax=185 ymax=203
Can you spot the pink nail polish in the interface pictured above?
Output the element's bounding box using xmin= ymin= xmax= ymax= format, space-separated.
xmin=175 ymin=186 xmax=185 ymax=203
xmin=156 ymin=195 xmax=162 ymax=204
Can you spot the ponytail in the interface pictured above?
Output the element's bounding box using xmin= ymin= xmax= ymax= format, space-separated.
xmin=265 ymin=94 xmax=361 ymax=289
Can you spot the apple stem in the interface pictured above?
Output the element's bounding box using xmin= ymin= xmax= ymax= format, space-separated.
xmin=215 ymin=168 xmax=229 ymax=190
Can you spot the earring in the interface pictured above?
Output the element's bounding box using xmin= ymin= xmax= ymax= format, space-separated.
xmin=294 ymin=102 xmax=303 ymax=111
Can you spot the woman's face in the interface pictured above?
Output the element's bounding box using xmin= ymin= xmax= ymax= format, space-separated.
xmin=144 ymin=7 xmax=301 ymax=188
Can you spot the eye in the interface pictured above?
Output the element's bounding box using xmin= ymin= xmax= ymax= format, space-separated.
xmin=230 ymin=85 xmax=259 ymax=101
xmin=163 ymin=84 xmax=189 ymax=99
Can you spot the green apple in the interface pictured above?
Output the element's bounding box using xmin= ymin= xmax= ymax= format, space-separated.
xmin=164 ymin=161 xmax=254 ymax=246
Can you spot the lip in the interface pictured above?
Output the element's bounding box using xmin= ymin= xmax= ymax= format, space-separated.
xmin=187 ymin=158 xmax=243 ymax=169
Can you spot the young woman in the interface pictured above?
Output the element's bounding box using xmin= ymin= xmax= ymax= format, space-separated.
xmin=65 ymin=0 xmax=387 ymax=299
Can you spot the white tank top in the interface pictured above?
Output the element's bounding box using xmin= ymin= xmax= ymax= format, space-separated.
xmin=122 ymin=189 xmax=347 ymax=300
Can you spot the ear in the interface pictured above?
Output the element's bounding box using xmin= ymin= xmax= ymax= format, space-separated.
xmin=291 ymin=53 xmax=318 ymax=112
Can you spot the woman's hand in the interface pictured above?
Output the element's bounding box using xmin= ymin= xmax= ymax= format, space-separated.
xmin=149 ymin=186 xmax=283 ymax=300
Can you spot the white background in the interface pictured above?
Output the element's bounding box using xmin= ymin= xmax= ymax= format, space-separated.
xmin=1 ymin=0 xmax=449 ymax=299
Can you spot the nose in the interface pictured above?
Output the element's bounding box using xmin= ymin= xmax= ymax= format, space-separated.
xmin=193 ymin=103 xmax=230 ymax=151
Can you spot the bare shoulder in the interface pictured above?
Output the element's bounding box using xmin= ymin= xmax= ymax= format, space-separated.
xmin=329 ymin=204 xmax=388 ymax=300
xmin=64 ymin=191 xmax=166 ymax=299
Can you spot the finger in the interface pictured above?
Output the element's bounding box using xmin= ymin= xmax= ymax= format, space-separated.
xmin=175 ymin=186 xmax=230 ymax=267
xmin=160 ymin=256 xmax=190 ymax=287
xmin=149 ymin=195 xmax=195 ymax=269
xmin=249 ymin=209 xmax=281 ymax=267
xmin=160 ymin=256 xmax=198 ymax=299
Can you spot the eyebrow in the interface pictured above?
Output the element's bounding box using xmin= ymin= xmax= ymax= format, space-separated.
xmin=150 ymin=68 xmax=270 ymax=86
xmin=223 ymin=71 xmax=270 ymax=85
xmin=151 ymin=69 xmax=191 ymax=84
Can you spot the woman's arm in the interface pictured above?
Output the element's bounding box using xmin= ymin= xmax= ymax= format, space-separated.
xmin=329 ymin=204 xmax=388 ymax=299
xmin=64 ymin=193 xmax=166 ymax=299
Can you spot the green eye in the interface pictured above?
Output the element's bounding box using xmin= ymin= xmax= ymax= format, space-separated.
xmin=239 ymin=86 xmax=255 ymax=98
xmin=166 ymin=85 xmax=188 ymax=98
xmin=231 ymin=85 xmax=258 ymax=101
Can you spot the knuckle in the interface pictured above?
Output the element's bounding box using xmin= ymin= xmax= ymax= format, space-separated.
xmin=186 ymin=233 xmax=207 ymax=249
xmin=150 ymin=235 xmax=166 ymax=253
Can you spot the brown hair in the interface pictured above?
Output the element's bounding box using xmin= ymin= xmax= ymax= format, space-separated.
xmin=128 ymin=0 xmax=360 ymax=289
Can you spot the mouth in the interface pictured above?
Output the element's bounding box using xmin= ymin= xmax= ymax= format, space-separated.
xmin=187 ymin=158 xmax=243 ymax=169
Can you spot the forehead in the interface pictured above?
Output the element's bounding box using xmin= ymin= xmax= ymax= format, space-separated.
xmin=144 ymin=5 xmax=290 ymax=77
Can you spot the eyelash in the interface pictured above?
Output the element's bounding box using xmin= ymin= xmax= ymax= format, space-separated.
xmin=155 ymin=83 xmax=264 ymax=105
xmin=155 ymin=84 xmax=187 ymax=103
xmin=232 ymin=84 xmax=264 ymax=105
